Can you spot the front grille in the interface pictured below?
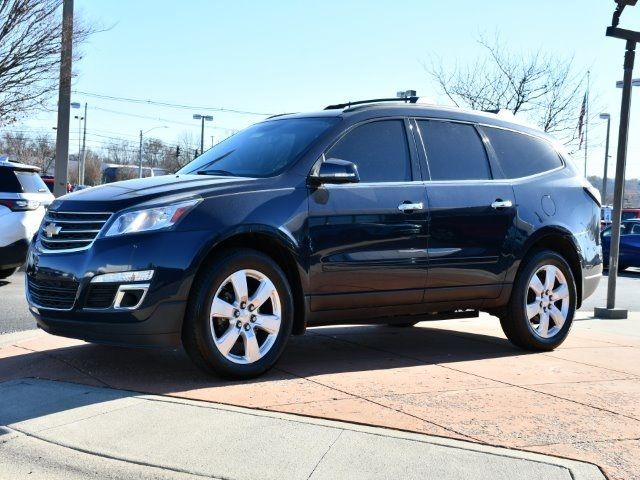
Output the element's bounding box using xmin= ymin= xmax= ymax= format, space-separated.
xmin=39 ymin=211 xmax=111 ymax=251
xmin=86 ymin=283 xmax=119 ymax=308
xmin=27 ymin=276 xmax=79 ymax=310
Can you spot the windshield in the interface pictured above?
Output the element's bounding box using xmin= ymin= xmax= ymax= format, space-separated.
xmin=178 ymin=117 xmax=339 ymax=177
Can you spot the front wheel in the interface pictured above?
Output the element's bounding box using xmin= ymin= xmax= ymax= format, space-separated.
xmin=183 ymin=249 xmax=293 ymax=379
xmin=500 ymin=250 xmax=576 ymax=351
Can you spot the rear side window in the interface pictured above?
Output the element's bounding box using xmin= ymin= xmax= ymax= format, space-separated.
xmin=0 ymin=169 xmax=21 ymax=192
xmin=327 ymin=120 xmax=411 ymax=183
xmin=14 ymin=171 xmax=48 ymax=193
xmin=484 ymin=127 xmax=563 ymax=178
xmin=417 ymin=120 xmax=491 ymax=181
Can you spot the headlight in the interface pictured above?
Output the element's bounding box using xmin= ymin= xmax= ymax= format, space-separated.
xmin=105 ymin=199 xmax=200 ymax=237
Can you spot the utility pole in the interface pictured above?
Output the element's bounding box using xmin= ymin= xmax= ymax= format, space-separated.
xmin=138 ymin=129 xmax=143 ymax=179
xmin=80 ymin=102 xmax=87 ymax=185
xmin=53 ymin=0 xmax=74 ymax=198
xmin=595 ymin=1 xmax=640 ymax=320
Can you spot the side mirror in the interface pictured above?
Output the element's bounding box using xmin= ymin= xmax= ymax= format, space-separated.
xmin=309 ymin=158 xmax=360 ymax=186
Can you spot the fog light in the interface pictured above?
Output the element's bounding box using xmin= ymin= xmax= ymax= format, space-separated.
xmin=113 ymin=284 xmax=150 ymax=310
xmin=91 ymin=270 xmax=154 ymax=283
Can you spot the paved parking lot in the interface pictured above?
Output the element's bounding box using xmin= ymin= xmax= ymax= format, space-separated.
xmin=1 ymin=313 xmax=639 ymax=479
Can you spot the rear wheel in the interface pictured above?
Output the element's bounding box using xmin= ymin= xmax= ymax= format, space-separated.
xmin=183 ymin=249 xmax=293 ymax=379
xmin=500 ymin=250 xmax=576 ymax=351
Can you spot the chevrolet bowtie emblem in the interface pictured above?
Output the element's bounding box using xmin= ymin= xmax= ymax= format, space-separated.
xmin=44 ymin=223 xmax=62 ymax=238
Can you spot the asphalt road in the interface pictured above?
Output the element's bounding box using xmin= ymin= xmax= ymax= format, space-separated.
xmin=1 ymin=269 xmax=639 ymax=334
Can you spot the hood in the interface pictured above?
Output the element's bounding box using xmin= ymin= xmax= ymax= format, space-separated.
xmin=51 ymin=174 xmax=261 ymax=212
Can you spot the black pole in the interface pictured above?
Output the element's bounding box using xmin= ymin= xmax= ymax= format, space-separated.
xmin=596 ymin=39 xmax=635 ymax=319
xmin=200 ymin=116 xmax=205 ymax=154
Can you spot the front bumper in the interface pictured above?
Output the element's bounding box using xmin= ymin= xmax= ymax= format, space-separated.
xmin=25 ymin=229 xmax=212 ymax=347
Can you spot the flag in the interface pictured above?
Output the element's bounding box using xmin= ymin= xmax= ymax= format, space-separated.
xmin=577 ymin=93 xmax=587 ymax=149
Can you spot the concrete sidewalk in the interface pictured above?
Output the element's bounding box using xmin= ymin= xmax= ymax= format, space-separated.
xmin=0 ymin=378 xmax=604 ymax=480
xmin=1 ymin=313 xmax=638 ymax=479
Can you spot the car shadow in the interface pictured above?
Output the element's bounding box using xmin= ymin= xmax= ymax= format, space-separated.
xmin=1 ymin=322 xmax=522 ymax=394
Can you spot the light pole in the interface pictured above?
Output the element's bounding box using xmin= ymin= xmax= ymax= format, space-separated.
xmin=73 ymin=112 xmax=84 ymax=184
xmin=193 ymin=114 xmax=213 ymax=155
xmin=595 ymin=0 xmax=640 ymax=320
xmin=600 ymin=113 xmax=611 ymax=204
xmin=138 ymin=126 xmax=168 ymax=178
xmin=79 ymin=102 xmax=87 ymax=185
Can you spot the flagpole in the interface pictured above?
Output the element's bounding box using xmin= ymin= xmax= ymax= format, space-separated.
xmin=584 ymin=71 xmax=590 ymax=176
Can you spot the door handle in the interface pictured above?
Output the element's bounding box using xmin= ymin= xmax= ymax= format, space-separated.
xmin=398 ymin=202 xmax=424 ymax=212
xmin=491 ymin=199 xmax=513 ymax=209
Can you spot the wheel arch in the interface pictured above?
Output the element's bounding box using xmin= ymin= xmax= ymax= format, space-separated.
xmin=514 ymin=227 xmax=583 ymax=308
xmin=187 ymin=226 xmax=307 ymax=336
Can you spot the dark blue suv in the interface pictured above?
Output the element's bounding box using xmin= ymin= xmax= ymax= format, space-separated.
xmin=25 ymin=100 xmax=603 ymax=378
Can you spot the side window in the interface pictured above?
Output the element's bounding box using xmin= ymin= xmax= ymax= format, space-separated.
xmin=417 ymin=120 xmax=491 ymax=181
xmin=484 ymin=127 xmax=563 ymax=178
xmin=326 ymin=120 xmax=411 ymax=183
xmin=632 ymin=224 xmax=640 ymax=234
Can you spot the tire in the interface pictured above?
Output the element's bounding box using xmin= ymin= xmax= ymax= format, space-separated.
xmin=500 ymin=250 xmax=576 ymax=351
xmin=182 ymin=248 xmax=294 ymax=379
xmin=0 ymin=267 xmax=17 ymax=279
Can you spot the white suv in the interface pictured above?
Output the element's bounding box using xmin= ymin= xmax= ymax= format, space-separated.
xmin=0 ymin=159 xmax=54 ymax=278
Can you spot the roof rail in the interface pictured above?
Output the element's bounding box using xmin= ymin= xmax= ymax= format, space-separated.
xmin=324 ymin=96 xmax=419 ymax=110
xmin=267 ymin=112 xmax=297 ymax=119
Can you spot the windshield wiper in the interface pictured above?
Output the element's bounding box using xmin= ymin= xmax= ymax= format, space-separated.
xmin=197 ymin=169 xmax=238 ymax=177
xmin=193 ymin=149 xmax=235 ymax=171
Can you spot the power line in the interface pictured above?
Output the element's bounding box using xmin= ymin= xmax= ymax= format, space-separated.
xmin=90 ymin=106 xmax=239 ymax=132
xmin=73 ymin=90 xmax=274 ymax=116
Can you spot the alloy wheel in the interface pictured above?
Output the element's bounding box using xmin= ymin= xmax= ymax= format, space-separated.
xmin=209 ymin=269 xmax=282 ymax=364
xmin=524 ymin=264 xmax=570 ymax=339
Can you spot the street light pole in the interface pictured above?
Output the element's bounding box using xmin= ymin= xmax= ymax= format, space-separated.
xmin=80 ymin=102 xmax=87 ymax=185
xmin=192 ymin=114 xmax=213 ymax=155
xmin=74 ymin=113 xmax=83 ymax=182
xmin=600 ymin=113 xmax=611 ymax=204
xmin=595 ymin=2 xmax=640 ymax=319
xmin=138 ymin=126 xmax=168 ymax=178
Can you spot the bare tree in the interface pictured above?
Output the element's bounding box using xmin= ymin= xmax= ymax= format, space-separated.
xmin=82 ymin=148 xmax=102 ymax=185
xmin=426 ymin=36 xmax=586 ymax=145
xmin=143 ymin=137 xmax=168 ymax=169
xmin=0 ymin=0 xmax=95 ymax=125
xmin=104 ymin=139 xmax=135 ymax=165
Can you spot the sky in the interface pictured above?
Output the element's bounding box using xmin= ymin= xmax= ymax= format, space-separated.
xmin=5 ymin=0 xmax=640 ymax=178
